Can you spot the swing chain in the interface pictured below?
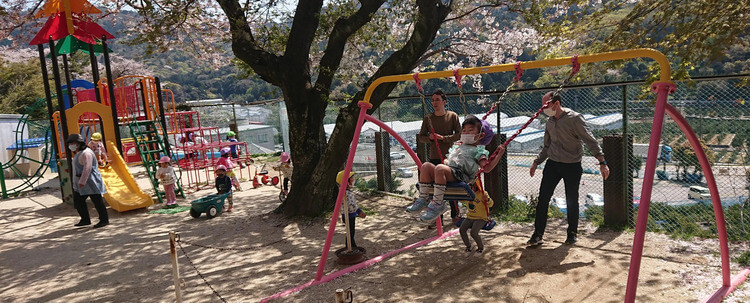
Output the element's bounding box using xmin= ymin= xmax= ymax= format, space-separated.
xmin=454 ymin=69 xmax=468 ymax=116
xmin=482 ymin=62 xmax=523 ymax=121
xmin=476 ymin=58 xmax=577 ymax=178
xmin=415 ymin=73 xmax=445 ymax=162
xmin=552 ymin=55 xmax=580 ymax=98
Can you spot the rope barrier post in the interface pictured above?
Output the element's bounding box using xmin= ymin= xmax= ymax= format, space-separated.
xmin=169 ymin=231 xmax=183 ymax=302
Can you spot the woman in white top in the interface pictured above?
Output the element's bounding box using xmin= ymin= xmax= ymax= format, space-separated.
xmin=67 ymin=134 xmax=109 ymax=228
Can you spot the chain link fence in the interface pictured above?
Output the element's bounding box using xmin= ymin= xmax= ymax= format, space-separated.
xmin=345 ymin=75 xmax=750 ymax=241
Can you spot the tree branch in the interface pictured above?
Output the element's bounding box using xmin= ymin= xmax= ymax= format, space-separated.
xmin=216 ymin=0 xmax=283 ymax=86
xmin=348 ymin=0 xmax=451 ymax=112
xmin=314 ymin=0 xmax=386 ymax=94
xmin=283 ymin=0 xmax=324 ymax=74
xmin=444 ymin=3 xmax=507 ymax=23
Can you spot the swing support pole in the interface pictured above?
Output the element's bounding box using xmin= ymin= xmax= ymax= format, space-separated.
xmin=266 ymin=49 xmax=744 ymax=302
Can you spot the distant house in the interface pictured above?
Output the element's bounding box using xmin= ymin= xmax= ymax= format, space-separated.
xmin=502 ymin=127 xmax=545 ymax=153
xmin=324 ymin=120 xmax=424 ymax=145
xmin=219 ymin=124 xmax=278 ymax=153
xmin=240 ymin=107 xmax=273 ymax=124
xmin=585 ymin=113 xmax=623 ymax=130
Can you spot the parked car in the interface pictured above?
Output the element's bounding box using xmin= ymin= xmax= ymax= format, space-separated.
xmin=513 ymin=194 xmax=529 ymax=204
xmin=688 ymin=186 xmax=711 ymax=200
xmin=408 ymin=143 xmax=418 ymax=152
xmin=395 ymin=167 xmax=413 ymax=178
xmin=633 ymin=196 xmax=641 ymax=206
xmin=585 ymin=193 xmax=604 ymax=207
xmin=552 ymin=197 xmax=567 ymax=214
xmin=389 ymin=152 xmax=405 ymax=160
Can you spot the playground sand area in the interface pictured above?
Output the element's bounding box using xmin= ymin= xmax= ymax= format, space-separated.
xmin=1 ymin=170 xmax=748 ymax=302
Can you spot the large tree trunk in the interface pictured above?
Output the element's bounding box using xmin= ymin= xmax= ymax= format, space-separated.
xmin=281 ymin=0 xmax=450 ymax=216
xmin=220 ymin=0 xmax=451 ymax=216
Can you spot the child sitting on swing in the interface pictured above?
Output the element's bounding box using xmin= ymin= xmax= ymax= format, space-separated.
xmin=459 ymin=180 xmax=494 ymax=253
xmin=407 ymin=115 xmax=504 ymax=222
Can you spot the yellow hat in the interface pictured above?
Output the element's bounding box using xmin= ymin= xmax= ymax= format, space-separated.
xmin=336 ymin=170 xmax=355 ymax=185
xmin=90 ymin=132 xmax=102 ymax=141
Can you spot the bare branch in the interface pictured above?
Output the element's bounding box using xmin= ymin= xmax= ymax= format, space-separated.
xmin=314 ymin=0 xmax=386 ymax=95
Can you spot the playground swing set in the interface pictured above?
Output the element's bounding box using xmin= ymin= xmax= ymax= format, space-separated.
xmin=262 ymin=49 xmax=750 ymax=303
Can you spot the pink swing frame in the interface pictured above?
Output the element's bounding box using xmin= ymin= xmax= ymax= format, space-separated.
xmin=261 ymin=49 xmax=749 ymax=302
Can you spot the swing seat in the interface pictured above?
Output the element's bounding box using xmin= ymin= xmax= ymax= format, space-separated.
xmin=415 ymin=181 xmax=475 ymax=201
xmin=455 ymin=217 xmax=497 ymax=231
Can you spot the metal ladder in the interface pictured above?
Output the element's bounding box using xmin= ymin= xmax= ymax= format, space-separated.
xmin=127 ymin=118 xmax=185 ymax=204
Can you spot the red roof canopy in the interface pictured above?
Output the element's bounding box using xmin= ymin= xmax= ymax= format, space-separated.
xmin=29 ymin=12 xmax=114 ymax=45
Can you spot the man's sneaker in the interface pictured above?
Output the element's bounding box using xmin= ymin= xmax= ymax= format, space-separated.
xmin=476 ymin=248 xmax=484 ymax=254
xmin=420 ymin=202 xmax=446 ymax=222
xmin=465 ymin=246 xmax=473 ymax=252
xmin=406 ymin=198 xmax=429 ymax=212
xmin=564 ymin=233 xmax=577 ymax=245
xmin=527 ymin=233 xmax=544 ymax=245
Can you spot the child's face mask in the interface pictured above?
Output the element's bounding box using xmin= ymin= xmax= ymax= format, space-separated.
xmin=68 ymin=144 xmax=79 ymax=151
xmin=460 ymin=134 xmax=478 ymax=145
xmin=460 ymin=123 xmax=483 ymax=145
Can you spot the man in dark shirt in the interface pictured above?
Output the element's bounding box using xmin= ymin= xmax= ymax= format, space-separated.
xmin=416 ymin=89 xmax=462 ymax=227
xmin=528 ymin=92 xmax=610 ymax=245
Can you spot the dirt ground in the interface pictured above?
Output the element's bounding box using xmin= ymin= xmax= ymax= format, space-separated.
xmin=1 ymin=171 xmax=749 ymax=302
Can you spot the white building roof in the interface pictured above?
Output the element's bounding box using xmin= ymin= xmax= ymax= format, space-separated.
xmin=218 ymin=124 xmax=278 ymax=134
xmin=586 ymin=112 xmax=623 ymax=128
xmin=511 ymin=130 xmax=546 ymax=143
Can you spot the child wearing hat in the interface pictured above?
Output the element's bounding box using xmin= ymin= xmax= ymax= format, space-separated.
xmin=156 ymin=156 xmax=178 ymax=206
xmin=217 ymin=147 xmax=241 ymax=191
xmin=337 ymin=170 xmax=366 ymax=249
xmin=215 ymin=165 xmax=234 ymax=212
xmin=226 ymin=131 xmax=243 ymax=167
xmin=87 ymin=132 xmax=109 ymax=167
xmin=274 ymin=152 xmax=293 ymax=195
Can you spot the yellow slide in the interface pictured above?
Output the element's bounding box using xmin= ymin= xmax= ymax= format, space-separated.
xmin=99 ymin=141 xmax=154 ymax=212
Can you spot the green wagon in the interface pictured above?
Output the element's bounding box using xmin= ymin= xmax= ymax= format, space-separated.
xmin=189 ymin=192 xmax=230 ymax=219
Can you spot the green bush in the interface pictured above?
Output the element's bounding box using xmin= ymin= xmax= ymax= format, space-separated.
xmin=580 ymin=199 xmax=750 ymax=241
xmin=498 ymin=195 xmax=535 ymax=223
xmin=734 ymin=251 xmax=750 ymax=267
xmin=354 ymin=174 xmax=404 ymax=195
xmin=584 ymin=205 xmax=604 ymax=226
xmin=498 ymin=195 xmax=565 ymax=223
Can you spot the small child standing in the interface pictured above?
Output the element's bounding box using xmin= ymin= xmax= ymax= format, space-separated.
xmin=156 ymin=156 xmax=178 ymax=206
xmin=226 ymin=131 xmax=239 ymax=156
xmin=274 ymin=152 xmax=293 ymax=195
xmin=459 ymin=181 xmax=494 ymax=253
xmin=87 ymin=132 xmax=108 ymax=167
xmin=337 ymin=170 xmax=366 ymax=249
xmin=215 ymin=165 xmax=234 ymax=212
xmin=217 ymin=147 xmax=241 ymax=191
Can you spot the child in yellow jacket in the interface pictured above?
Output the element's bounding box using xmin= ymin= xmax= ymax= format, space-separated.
xmin=459 ymin=181 xmax=494 ymax=253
